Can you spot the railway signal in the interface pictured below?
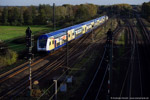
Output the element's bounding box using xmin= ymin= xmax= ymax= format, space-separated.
xmin=26 ymin=27 xmax=32 ymax=47
xmin=26 ymin=27 xmax=33 ymax=97
xmin=53 ymin=3 xmax=55 ymax=31
xmin=26 ymin=27 xmax=34 ymax=58
xmin=106 ymin=29 xmax=113 ymax=100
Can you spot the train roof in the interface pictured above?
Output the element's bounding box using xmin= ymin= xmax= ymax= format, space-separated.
xmin=39 ymin=24 xmax=83 ymax=39
xmin=38 ymin=15 xmax=107 ymax=39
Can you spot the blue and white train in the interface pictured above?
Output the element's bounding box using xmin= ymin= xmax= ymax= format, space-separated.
xmin=37 ymin=15 xmax=108 ymax=52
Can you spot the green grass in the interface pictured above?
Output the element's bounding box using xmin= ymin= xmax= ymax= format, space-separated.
xmin=95 ymin=18 xmax=118 ymax=39
xmin=117 ymin=31 xmax=125 ymax=45
xmin=0 ymin=25 xmax=53 ymax=53
xmin=7 ymin=43 xmax=26 ymax=52
xmin=0 ymin=25 xmax=50 ymax=42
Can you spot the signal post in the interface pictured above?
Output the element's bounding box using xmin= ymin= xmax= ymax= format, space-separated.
xmin=106 ymin=29 xmax=113 ymax=100
xmin=26 ymin=27 xmax=33 ymax=96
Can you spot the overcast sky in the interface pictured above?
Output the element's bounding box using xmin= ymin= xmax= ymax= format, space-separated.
xmin=0 ymin=0 xmax=149 ymax=6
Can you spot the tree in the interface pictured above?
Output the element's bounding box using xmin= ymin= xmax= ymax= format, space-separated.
xmin=24 ymin=8 xmax=33 ymax=25
xmin=0 ymin=8 xmax=3 ymax=24
xmin=56 ymin=6 xmax=67 ymax=21
xmin=12 ymin=7 xmax=20 ymax=25
xmin=142 ymin=2 xmax=150 ymax=21
xmin=29 ymin=6 xmax=38 ymax=25
xmin=18 ymin=9 xmax=24 ymax=25
xmin=111 ymin=4 xmax=132 ymax=16
xmin=38 ymin=8 xmax=47 ymax=25
xmin=75 ymin=4 xmax=89 ymax=21
xmin=86 ymin=4 xmax=98 ymax=18
xmin=63 ymin=4 xmax=74 ymax=21
xmin=2 ymin=7 xmax=9 ymax=25
xmin=38 ymin=4 xmax=52 ymax=25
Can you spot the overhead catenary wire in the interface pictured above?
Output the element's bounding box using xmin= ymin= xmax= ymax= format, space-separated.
xmin=129 ymin=23 xmax=136 ymax=99
xmin=82 ymin=46 xmax=107 ymax=100
xmin=134 ymin=28 xmax=143 ymax=96
xmin=95 ymin=64 xmax=109 ymax=100
xmin=38 ymin=26 xmax=107 ymax=99
xmin=48 ymin=47 xmax=97 ymax=100
xmin=119 ymin=24 xmax=136 ymax=97
xmin=113 ymin=49 xmax=131 ymax=63
xmin=38 ymin=35 xmax=99 ymax=100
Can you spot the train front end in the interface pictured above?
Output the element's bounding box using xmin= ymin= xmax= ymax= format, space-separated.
xmin=37 ymin=35 xmax=48 ymax=51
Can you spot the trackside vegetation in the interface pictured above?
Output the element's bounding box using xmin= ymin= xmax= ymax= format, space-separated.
xmin=0 ymin=25 xmax=50 ymax=41
xmin=0 ymin=3 xmax=134 ymax=70
xmin=0 ymin=4 xmax=99 ymax=26
xmin=0 ymin=42 xmax=18 ymax=67
xmin=142 ymin=2 xmax=150 ymax=22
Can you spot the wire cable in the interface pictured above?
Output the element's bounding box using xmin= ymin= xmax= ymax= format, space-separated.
xmin=95 ymin=64 xmax=109 ymax=100
xmin=82 ymin=46 xmax=107 ymax=100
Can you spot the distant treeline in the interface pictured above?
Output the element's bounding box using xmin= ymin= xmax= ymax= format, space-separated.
xmin=0 ymin=4 xmax=100 ymax=26
xmin=142 ymin=2 xmax=150 ymax=21
xmin=110 ymin=4 xmax=132 ymax=16
xmin=0 ymin=3 xmax=135 ymax=26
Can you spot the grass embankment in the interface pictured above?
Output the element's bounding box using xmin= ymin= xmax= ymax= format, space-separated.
xmin=115 ymin=29 xmax=125 ymax=71
xmin=0 ymin=25 xmax=53 ymax=69
xmin=116 ymin=30 xmax=125 ymax=45
xmin=96 ymin=18 xmax=118 ymax=39
xmin=141 ymin=18 xmax=150 ymax=31
xmin=0 ymin=26 xmax=52 ymax=52
xmin=0 ymin=26 xmax=50 ymax=41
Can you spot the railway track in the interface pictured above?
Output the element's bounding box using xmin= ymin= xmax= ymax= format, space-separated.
xmin=80 ymin=17 xmax=150 ymax=100
xmin=0 ymin=32 xmax=91 ymax=98
xmin=118 ymin=17 xmax=150 ymax=99
xmin=0 ymin=21 xmax=108 ymax=99
xmin=81 ymin=26 xmax=123 ymax=100
xmin=127 ymin=21 xmax=142 ymax=97
xmin=137 ymin=16 xmax=150 ymax=43
xmin=136 ymin=17 xmax=150 ymax=98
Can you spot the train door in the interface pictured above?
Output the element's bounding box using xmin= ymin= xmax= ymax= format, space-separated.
xmin=67 ymin=31 xmax=72 ymax=41
xmin=72 ymin=29 xmax=75 ymax=39
xmin=68 ymin=29 xmax=75 ymax=40
xmin=85 ymin=27 xmax=87 ymax=33
xmin=61 ymin=35 xmax=66 ymax=44
xmin=82 ymin=25 xmax=86 ymax=34
xmin=59 ymin=37 xmax=62 ymax=45
xmin=49 ymin=38 xmax=55 ymax=50
xmin=55 ymin=40 xmax=57 ymax=48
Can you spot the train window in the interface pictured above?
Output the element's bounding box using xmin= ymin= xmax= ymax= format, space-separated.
xmin=39 ymin=38 xmax=47 ymax=48
xmin=52 ymin=41 xmax=54 ymax=44
xmin=69 ymin=34 xmax=70 ymax=37
xmin=57 ymin=42 xmax=60 ymax=46
xmin=49 ymin=42 xmax=51 ymax=45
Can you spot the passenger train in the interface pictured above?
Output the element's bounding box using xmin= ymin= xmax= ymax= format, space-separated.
xmin=37 ymin=15 xmax=108 ymax=52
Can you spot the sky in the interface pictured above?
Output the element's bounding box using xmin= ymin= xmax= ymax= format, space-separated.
xmin=0 ymin=0 xmax=149 ymax=6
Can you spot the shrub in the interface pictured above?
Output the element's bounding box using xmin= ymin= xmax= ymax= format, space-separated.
xmin=0 ymin=49 xmax=18 ymax=67
xmin=0 ymin=41 xmax=8 ymax=55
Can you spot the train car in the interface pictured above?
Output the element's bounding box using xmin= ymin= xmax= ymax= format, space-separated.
xmin=37 ymin=15 xmax=108 ymax=52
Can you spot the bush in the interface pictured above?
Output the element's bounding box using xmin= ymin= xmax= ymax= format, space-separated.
xmin=0 ymin=49 xmax=18 ymax=67
xmin=0 ymin=41 xmax=8 ymax=55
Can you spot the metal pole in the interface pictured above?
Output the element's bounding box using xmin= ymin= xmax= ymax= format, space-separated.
xmin=107 ymin=29 xmax=113 ymax=100
xmin=26 ymin=27 xmax=33 ymax=97
xmin=29 ymin=57 xmax=32 ymax=96
xmin=66 ymin=31 xmax=69 ymax=74
xmin=107 ymin=65 xmax=110 ymax=100
xmin=53 ymin=3 xmax=55 ymax=31
xmin=92 ymin=29 xmax=94 ymax=42
xmin=105 ymin=15 xmax=106 ymax=33
xmin=110 ymin=37 xmax=113 ymax=96
xmin=53 ymin=80 xmax=57 ymax=100
xmin=111 ymin=6 xmax=113 ymax=29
